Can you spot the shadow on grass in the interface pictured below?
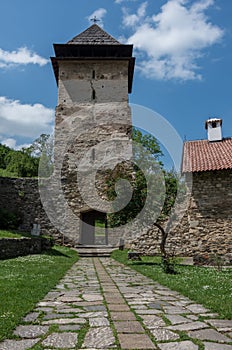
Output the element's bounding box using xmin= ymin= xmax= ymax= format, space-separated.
xmin=129 ymin=260 xmax=180 ymax=275
xmin=130 ymin=261 xmax=160 ymax=266
xmin=42 ymin=248 xmax=72 ymax=258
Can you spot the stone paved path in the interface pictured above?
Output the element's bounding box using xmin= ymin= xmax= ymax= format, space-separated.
xmin=0 ymin=257 xmax=232 ymax=350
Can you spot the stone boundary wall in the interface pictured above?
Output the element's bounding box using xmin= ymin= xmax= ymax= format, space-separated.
xmin=0 ymin=177 xmax=67 ymax=244
xmin=0 ymin=237 xmax=54 ymax=260
xmin=1 ymin=169 xmax=231 ymax=259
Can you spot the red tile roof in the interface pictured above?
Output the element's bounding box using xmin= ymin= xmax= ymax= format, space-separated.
xmin=182 ymin=138 xmax=232 ymax=173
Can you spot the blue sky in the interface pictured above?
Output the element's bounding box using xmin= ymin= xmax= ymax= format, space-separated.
xmin=0 ymin=0 xmax=231 ymax=157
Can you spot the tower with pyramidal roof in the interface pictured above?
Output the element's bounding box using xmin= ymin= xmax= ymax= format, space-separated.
xmin=50 ymin=24 xmax=135 ymax=246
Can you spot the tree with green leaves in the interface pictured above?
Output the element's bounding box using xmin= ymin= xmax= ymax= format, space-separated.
xmin=106 ymin=128 xmax=177 ymax=226
xmin=105 ymin=128 xmax=180 ymax=273
xmin=0 ymin=133 xmax=53 ymax=178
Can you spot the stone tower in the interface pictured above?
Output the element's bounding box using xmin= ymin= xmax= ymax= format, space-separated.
xmin=49 ymin=24 xmax=135 ymax=246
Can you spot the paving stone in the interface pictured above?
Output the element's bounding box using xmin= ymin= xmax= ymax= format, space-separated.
xmin=155 ymin=290 xmax=178 ymax=296
xmin=89 ymin=317 xmax=110 ymax=326
xmin=43 ymin=313 xmax=77 ymax=320
xmin=166 ymin=314 xmax=192 ymax=325
xmin=44 ymin=291 xmax=61 ymax=300
xmin=82 ymin=294 xmax=103 ymax=302
xmin=82 ymin=327 xmax=116 ymax=348
xmin=0 ymin=339 xmax=40 ymax=350
xmin=131 ymin=304 xmax=148 ymax=309
xmin=148 ymin=303 xmax=163 ymax=310
xmin=163 ymin=306 xmax=187 ymax=314
xmin=84 ymin=305 xmax=107 ymax=311
xmin=186 ymin=303 xmax=210 ymax=313
xmin=71 ymin=301 xmax=104 ymax=306
xmin=199 ymin=313 xmax=219 ymax=318
xmin=104 ymin=296 xmax=125 ymax=304
xmin=42 ymin=317 xmax=86 ymax=325
xmin=14 ymin=325 xmax=49 ymax=338
xmin=108 ymin=304 xmax=130 ymax=311
xmin=110 ymin=311 xmax=136 ymax=321
xmin=58 ymin=296 xmax=82 ymax=303
xmin=57 ymin=307 xmax=84 ymax=313
xmin=150 ymin=328 xmax=179 ymax=341
xmin=206 ymin=319 xmax=232 ymax=331
xmin=186 ymin=314 xmax=199 ymax=321
xmin=203 ymin=342 xmax=232 ymax=350
xmin=157 ymin=340 xmax=198 ymax=350
xmin=135 ymin=309 xmax=163 ymax=315
xmin=37 ymin=301 xmax=62 ymax=307
xmin=128 ymin=300 xmax=153 ymax=305
xmin=167 ymin=321 xmax=208 ymax=331
xmin=35 ymin=307 xmax=54 ymax=313
xmin=114 ymin=321 xmax=145 ymax=333
xmin=59 ymin=324 xmax=81 ymax=331
xmin=123 ymin=293 xmax=141 ymax=299
xmin=141 ymin=315 xmax=166 ymax=328
xmin=42 ymin=332 xmax=78 ymax=348
xmin=188 ymin=328 xmax=232 ymax=342
xmin=82 ymin=311 xmax=108 ymax=318
xmin=118 ymin=333 xmax=156 ymax=349
xmin=159 ymin=296 xmax=178 ymax=301
xmin=22 ymin=312 xmax=40 ymax=322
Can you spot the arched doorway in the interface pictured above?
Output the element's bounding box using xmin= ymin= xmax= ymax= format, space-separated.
xmin=80 ymin=210 xmax=108 ymax=246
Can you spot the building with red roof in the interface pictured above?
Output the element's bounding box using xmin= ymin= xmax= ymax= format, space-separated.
xmin=180 ymin=119 xmax=232 ymax=263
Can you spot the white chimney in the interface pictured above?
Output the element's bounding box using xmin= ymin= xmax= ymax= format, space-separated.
xmin=205 ymin=118 xmax=222 ymax=142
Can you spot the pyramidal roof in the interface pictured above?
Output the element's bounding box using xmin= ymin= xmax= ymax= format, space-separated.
xmin=67 ymin=24 xmax=121 ymax=45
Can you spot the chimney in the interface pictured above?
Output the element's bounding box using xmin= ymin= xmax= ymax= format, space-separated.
xmin=205 ymin=118 xmax=222 ymax=142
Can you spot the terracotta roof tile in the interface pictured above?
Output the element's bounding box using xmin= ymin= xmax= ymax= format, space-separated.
xmin=67 ymin=24 xmax=121 ymax=45
xmin=182 ymin=138 xmax=232 ymax=173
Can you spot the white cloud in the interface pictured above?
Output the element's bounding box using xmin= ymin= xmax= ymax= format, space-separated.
xmin=1 ymin=138 xmax=31 ymax=150
xmin=0 ymin=47 xmax=49 ymax=69
xmin=88 ymin=8 xmax=107 ymax=26
xmin=1 ymin=138 xmax=17 ymax=149
xmin=123 ymin=0 xmax=224 ymax=80
xmin=122 ymin=2 xmax=147 ymax=27
xmin=115 ymin=0 xmax=138 ymax=4
xmin=0 ymin=97 xmax=54 ymax=141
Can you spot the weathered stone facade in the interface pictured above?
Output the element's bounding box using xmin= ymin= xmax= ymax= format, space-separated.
xmin=42 ymin=25 xmax=135 ymax=246
xmin=131 ymin=170 xmax=232 ymax=262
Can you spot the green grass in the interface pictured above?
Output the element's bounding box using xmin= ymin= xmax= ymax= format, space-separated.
xmin=111 ymin=250 xmax=232 ymax=320
xmin=0 ymin=230 xmax=26 ymax=238
xmin=0 ymin=246 xmax=78 ymax=341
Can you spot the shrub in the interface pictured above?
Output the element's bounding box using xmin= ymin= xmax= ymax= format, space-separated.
xmin=0 ymin=208 xmax=21 ymax=230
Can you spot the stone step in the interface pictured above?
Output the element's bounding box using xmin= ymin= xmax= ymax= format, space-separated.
xmin=75 ymin=245 xmax=116 ymax=257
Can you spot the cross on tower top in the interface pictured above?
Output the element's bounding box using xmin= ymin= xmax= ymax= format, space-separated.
xmin=91 ymin=16 xmax=100 ymax=24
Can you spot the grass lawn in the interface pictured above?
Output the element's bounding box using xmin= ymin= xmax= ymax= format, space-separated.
xmin=0 ymin=230 xmax=26 ymax=238
xmin=0 ymin=245 xmax=78 ymax=341
xmin=111 ymin=250 xmax=232 ymax=320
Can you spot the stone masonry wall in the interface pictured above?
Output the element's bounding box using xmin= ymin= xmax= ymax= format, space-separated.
xmin=0 ymin=237 xmax=54 ymax=260
xmin=0 ymin=177 xmax=68 ymax=245
xmin=130 ymin=170 xmax=232 ymax=262
xmin=0 ymin=169 xmax=231 ymax=258
xmin=45 ymin=59 xmax=133 ymax=245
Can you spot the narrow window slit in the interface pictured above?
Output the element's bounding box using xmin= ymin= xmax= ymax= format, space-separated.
xmin=92 ymin=148 xmax=95 ymax=161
